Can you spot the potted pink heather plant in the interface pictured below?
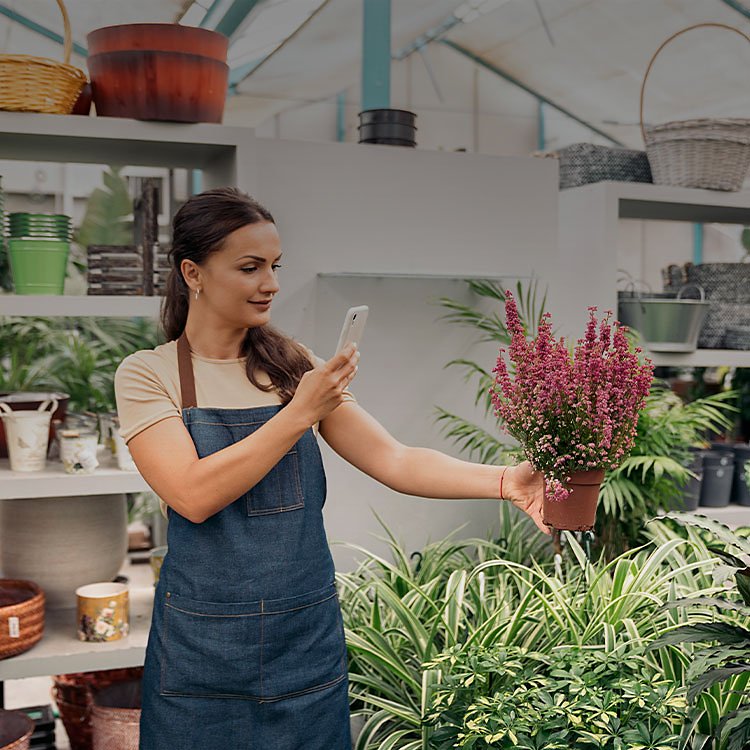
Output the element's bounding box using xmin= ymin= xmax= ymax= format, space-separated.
xmin=491 ymin=291 xmax=653 ymax=531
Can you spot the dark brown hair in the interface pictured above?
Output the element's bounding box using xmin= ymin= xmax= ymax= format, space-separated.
xmin=161 ymin=187 xmax=313 ymax=403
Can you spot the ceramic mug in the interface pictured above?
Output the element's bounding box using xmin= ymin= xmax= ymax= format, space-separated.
xmin=0 ymin=399 xmax=58 ymax=472
xmin=149 ymin=546 xmax=168 ymax=585
xmin=58 ymin=430 xmax=99 ymax=474
xmin=112 ymin=424 xmax=137 ymax=472
xmin=76 ymin=582 xmax=129 ymax=642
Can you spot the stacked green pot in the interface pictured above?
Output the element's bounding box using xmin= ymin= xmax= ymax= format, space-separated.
xmin=7 ymin=213 xmax=71 ymax=294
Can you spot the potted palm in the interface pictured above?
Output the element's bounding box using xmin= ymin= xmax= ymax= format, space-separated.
xmin=491 ymin=292 xmax=653 ymax=531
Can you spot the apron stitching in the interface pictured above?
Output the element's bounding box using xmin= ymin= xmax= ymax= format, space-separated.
xmin=164 ymin=591 xmax=337 ymax=618
xmin=159 ymin=673 xmax=347 ymax=703
xmin=260 ymin=599 xmax=265 ymax=698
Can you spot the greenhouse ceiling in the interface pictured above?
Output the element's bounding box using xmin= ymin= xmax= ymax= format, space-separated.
xmin=1 ymin=0 xmax=749 ymax=147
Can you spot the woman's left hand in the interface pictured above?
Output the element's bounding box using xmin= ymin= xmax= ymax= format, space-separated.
xmin=504 ymin=461 xmax=551 ymax=535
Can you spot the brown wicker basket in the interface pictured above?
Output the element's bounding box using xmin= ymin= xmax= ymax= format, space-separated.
xmin=0 ymin=709 xmax=34 ymax=750
xmin=640 ymin=23 xmax=750 ymax=191
xmin=52 ymin=668 xmax=143 ymax=750
xmin=0 ymin=0 xmax=86 ymax=114
xmin=0 ymin=579 xmax=45 ymax=660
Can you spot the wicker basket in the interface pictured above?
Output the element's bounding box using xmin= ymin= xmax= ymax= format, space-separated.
xmin=0 ymin=0 xmax=86 ymax=115
xmin=0 ymin=710 xmax=34 ymax=750
xmin=554 ymin=143 xmax=652 ymax=189
xmin=52 ymin=668 xmax=143 ymax=750
xmin=640 ymin=23 xmax=750 ymax=191
xmin=0 ymin=580 xmax=44 ymax=660
xmin=91 ymin=679 xmax=141 ymax=750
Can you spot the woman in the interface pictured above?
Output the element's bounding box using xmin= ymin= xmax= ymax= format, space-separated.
xmin=115 ymin=187 xmax=548 ymax=750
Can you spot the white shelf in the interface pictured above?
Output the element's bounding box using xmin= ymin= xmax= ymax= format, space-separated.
xmin=0 ymin=578 xmax=153 ymax=681
xmin=647 ymin=348 xmax=750 ymax=368
xmin=318 ymin=272 xmax=523 ymax=281
xmin=689 ymin=504 xmax=750 ymax=529
xmin=0 ymin=455 xmax=149 ymax=500
xmin=0 ymin=295 xmax=163 ymax=318
xmin=566 ymin=181 xmax=750 ymax=224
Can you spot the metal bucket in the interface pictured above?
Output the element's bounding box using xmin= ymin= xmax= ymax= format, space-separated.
xmin=617 ymin=284 xmax=709 ymax=352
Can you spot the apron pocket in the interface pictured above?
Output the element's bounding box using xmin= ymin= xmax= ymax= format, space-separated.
xmin=160 ymin=591 xmax=263 ymax=699
xmin=260 ymin=583 xmax=347 ymax=701
xmin=246 ymin=448 xmax=305 ymax=516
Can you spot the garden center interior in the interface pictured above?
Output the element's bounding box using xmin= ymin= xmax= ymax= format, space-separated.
xmin=1 ymin=1 xmax=750 ymax=748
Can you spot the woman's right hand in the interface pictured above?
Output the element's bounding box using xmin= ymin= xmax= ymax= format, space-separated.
xmin=289 ymin=344 xmax=360 ymax=425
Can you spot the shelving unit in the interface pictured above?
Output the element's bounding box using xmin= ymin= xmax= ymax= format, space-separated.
xmin=0 ymin=110 xmax=248 ymax=686
xmin=0 ymin=295 xmax=163 ymax=318
xmin=317 ymin=272 xmax=526 ymax=281
xmin=558 ymin=181 xmax=750 ymax=528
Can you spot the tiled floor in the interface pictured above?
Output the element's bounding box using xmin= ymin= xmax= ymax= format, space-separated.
xmin=4 ymin=557 xmax=153 ymax=749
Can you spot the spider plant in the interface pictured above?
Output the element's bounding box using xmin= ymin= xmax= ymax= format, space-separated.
xmin=339 ymin=516 xmax=724 ymax=750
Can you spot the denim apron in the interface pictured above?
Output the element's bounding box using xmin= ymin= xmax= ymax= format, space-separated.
xmin=139 ymin=333 xmax=351 ymax=749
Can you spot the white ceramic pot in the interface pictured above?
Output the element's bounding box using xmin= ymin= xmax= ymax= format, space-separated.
xmin=0 ymin=399 xmax=57 ymax=471
xmin=112 ymin=429 xmax=137 ymax=472
xmin=0 ymin=494 xmax=128 ymax=609
xmin=59 ymin=431 xmax=100 ymax=474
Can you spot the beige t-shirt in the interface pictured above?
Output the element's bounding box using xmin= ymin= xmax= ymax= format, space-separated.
xmin=114 ymin=339 xmax=355 ymax=443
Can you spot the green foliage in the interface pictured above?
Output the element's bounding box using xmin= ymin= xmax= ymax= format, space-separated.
xmin=651 ymin=513 xmax=750 ymax=750
xmin=340 ymin=517 xmax=727 ymax=749
xmin=0 ymin=316 xmax=160 ymax=411
xmin=435 ymin=280 xmax=737 ymax=559
xmin=424 ymin=644 xmax=685 ymax=750
xmin=74 ymin=166 xmax=133 ymax=250
xmin=597 ymin=386 xmax=736 ymax=555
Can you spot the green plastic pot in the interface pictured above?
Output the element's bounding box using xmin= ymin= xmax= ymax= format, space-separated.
xmin=8 ymin=238 xmax=69 ymax=294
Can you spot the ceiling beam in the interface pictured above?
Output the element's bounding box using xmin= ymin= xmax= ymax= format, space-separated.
xmin=439 ymin=39 xmax=624 ymax=146
xmin=0 ymin=4 xmax=87 ymax=57
xmin=213 ymin=0 xmax=261 ymax=38
xmin=718 ymin=0 xmax=750 ymax=20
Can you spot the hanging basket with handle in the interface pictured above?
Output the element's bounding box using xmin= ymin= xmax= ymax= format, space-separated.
xmin=640 ymin=23 xmax=750 ymax=191
xmin=0 ymin=0 xmax=86 ymax=115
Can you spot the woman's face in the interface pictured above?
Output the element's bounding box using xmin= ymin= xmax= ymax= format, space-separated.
xmin=193 ymin=221 xmax=282 ymax=329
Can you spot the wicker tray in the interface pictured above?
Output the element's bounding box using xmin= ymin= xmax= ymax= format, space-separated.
xmin=0 ymin=579 xmax=45 ymax=660
xmin=0 ymin=0 xmax=86 ymax=115
xmin=640 ymin=23 xmax=750 ymax=191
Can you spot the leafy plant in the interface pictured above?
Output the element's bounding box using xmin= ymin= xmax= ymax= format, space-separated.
xmin=424 ymin=643 xmax=685 ymax=750
xmin=339 ymin=517 xmax=725 ymax=749
xmin=0 ymin=316 xmax=160 ymax=411
xmin=598 ymin=386 xmax=736 ymax=555
xmin=435 ymin=281 xmax=736 ymax=557
xmin=651 ymin=513 xmax=750 ymax=750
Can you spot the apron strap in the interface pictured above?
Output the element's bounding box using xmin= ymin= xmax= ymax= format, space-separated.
xmin=177 ymin=332 xmax=198 ymax=410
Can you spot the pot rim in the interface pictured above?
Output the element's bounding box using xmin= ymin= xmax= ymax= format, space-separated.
xmin=87 ymin=22 xmax=228 ymax=40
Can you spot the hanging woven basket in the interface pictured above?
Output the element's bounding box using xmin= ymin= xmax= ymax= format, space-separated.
xmin=0 ymin=0 xmax=87 ymax=115
xmin=640 ymin=23 xmax=750 ymax=191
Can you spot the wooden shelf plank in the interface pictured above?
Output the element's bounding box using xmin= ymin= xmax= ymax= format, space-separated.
xmin=647 ymin=348 xmax=750 ymax=368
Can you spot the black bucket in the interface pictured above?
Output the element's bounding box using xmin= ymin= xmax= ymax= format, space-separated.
xmin=358 ymin=108 xmax=417 ymax=147
xmin=699 ymin=451 xmax=734 ymax=507
xmin=678 ymin=451 xmax=703 ymax=511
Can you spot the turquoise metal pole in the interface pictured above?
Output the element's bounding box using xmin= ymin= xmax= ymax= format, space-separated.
xmin=362 ymin=0 xmax=391 ymax=111
xmin=537 ymin=101 xmax=546 ymax=151
xmin=337 ymin=92 xmax=347 ymax=141
xmin=693 ymin=223 xmax=704 ymax=265
xmin=0 ymin=5 xmax=87 ymax=57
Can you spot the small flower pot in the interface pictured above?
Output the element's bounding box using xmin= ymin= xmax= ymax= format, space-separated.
xmin=699 ymin=451 xmax=734 ymax=507
xmin=543 ymin=469 xmax=605 ymax=531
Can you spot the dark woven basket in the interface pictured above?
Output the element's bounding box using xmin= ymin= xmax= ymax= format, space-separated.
xmin=556 ymin=143 xmax=653 ymax=189
xmin=52 ymin=667 xmax=143 ymax=750
xmin=725 ymin=326 xmax=750 ymax=350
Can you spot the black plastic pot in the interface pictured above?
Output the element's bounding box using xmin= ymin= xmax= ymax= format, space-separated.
xmin=700 ymin=451 xmax=734 ymax=507
xmin=678 ymin=452 xmax=703 ymax=511
xmin=358 ymin=108 xmax=417 ymax=147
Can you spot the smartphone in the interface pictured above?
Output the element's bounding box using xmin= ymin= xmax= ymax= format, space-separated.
xmin=335 ymin=305 xmax=369 ymax=355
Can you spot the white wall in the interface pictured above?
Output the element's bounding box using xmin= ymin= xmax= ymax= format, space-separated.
xmin=254 ymin=137 xmax=559 ymax=568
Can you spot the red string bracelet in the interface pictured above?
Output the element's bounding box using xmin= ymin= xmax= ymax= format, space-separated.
xmin=499 ymin=466 xmax=507 ymax=500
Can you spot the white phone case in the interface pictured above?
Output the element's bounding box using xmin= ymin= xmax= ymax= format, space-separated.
xmin=335 ymin=305 xmax=369 ymax=355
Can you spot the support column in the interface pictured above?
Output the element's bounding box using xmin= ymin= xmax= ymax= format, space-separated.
xmin=361 ymin=0 xmax=391 ymax=111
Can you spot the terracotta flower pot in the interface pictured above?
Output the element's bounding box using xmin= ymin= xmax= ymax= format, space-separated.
xmin=542 ymin=468 xmax=605 ymax=532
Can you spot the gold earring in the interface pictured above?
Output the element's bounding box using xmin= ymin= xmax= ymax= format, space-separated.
xmin=195 ymin=288 xmax=200 ymax=301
